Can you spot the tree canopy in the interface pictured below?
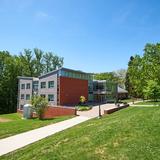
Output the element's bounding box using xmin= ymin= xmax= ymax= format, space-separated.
xmin=0 ymin=49 xmax=63 ymax=114
xmin=94 ymin=69 xmax=127 ymax=89
xmin=126 ymin=43 xmax=160 ymax=99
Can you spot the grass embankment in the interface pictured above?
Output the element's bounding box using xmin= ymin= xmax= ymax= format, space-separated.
xmin=0 ymin=113 xmax=73 ymax=139
xmin=1 ymin=106 xmax=160 ymax=160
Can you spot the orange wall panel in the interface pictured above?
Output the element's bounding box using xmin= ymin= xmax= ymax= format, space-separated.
xmin=60 ymin=77 xmax=88 ymax=106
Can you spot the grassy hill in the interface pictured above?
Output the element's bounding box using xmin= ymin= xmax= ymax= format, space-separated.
xmin=1 ymin=106 xmax=160 ymax=160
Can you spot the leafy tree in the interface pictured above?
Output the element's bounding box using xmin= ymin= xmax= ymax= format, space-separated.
xmin=113 ymin=69 xmax=127 ymax=89
xmin=95 ymin=69 xmax=126 ymax=89
xmin=126 ymin=43 xmax=160 ymax=98
xmin=33 ymin=48 xmax=44 ymax=76
xmin=94 ymin=72 xmax=119 ymax=82
xmin=126 ymin=55 xmax=145 ymax=97
xmin=43 ymin=52 xmax=63 ymax=73
xmin=31 ymin=95 xmax=48 ymax=119
xmin=0 ymin=48 xmax=63 ymax=114
xmin=20 ymin=49 xmax=35 ymax=76
xmin=143 ymin=80 xmax=160 ymax=101
xmin=0 ymin=52 xmax=22 ymax=113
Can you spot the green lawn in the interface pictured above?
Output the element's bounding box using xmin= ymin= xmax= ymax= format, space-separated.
xmin=1 ymin=106 xmax=160 ymax=160
xmin=119 ymin=98 xmax=141 ymax=103
xmin=0 ymin=113 xmax=73 ymax=139
xmin=135 ymin=101 xmax=160 ymax=105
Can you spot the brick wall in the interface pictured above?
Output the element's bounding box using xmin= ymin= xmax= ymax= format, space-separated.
xmin=17 ymin=106 xmax=76 ymax=119
xmin=59 ymin=77 xmax=88 ymax=106
xmin=42 ymin=106 xmax=76 ymax=119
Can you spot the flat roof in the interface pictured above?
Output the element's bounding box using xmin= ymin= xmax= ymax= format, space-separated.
xmin=17 ymin=76 xmax=34 ymax=80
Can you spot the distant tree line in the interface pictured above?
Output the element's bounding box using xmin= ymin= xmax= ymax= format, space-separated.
xmin=125 ymin=43 xmax=160 ymax=100
xmin=94 ymin=69 xmax=127 ymax=89
xmin=0 ymin=49 xmax=63 ymax=114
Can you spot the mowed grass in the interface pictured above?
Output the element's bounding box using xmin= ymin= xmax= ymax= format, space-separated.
xmin=136 ymin=100 xmax=160 ymax=105
xmin=1 ymin=106 xmax=160 ymax=160
xmin=0 ymin=113 xmax=73 ymax=139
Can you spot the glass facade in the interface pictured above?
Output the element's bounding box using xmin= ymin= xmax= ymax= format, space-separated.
xmin=59 ymin=70 xmax=93 ymax=80
xmin=93 ymin=80 xmax=118 ymax=102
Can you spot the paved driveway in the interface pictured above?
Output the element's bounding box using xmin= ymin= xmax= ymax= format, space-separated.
xmin=77 ymin=103 xmax=118 ymax=118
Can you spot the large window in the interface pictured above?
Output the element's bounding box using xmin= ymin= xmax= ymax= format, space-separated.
xmin=33 ymin=81 xmax=39 ymax=90
xmin=21 ymin=84 xmax=25 ymax=89
xmin=48 ymin=81 xmax=54 ymax=88
xmin=41 ymin=82 xmax=46 ymax=88
xmin=26 ymin=94 xmax=30 ymax=100
xmin=21 ymin=94 xmax=24 ymax=99
xmin=26 ymin=83 xmax=30 ymax=89
xmin=48 ymin=94 xmax=54 ymax=101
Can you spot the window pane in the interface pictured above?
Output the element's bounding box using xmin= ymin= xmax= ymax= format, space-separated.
xmin=48 ymin=94 xmax=54 ymax=101
xmin=26 ymin=83 xmax=30 ymax=89
xmin=21 ymin=84 xmax=25 ymax=89
xmin=41 ymin=82 xmax=46 ymax=88
xmin=26 ymin=94 xmax=30 ymax=100
xmin=21 ymin=94 xmax=24 ymax=99
xmin=48 ymin=81 xmax=54 ymax=88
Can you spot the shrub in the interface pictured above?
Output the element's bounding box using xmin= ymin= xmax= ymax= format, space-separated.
xmin=77 ymin=106 xmax=91 ymax=111
xmin=31 ymin=95 xmax=48 ymax=119
xmin=79 ymin=96 xmax=86 ymax=105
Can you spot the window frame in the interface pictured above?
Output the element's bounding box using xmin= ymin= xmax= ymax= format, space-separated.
xmin=21 ymin=84 xmax=25 ymax=89
xmin=26 ymin=94 xmax=30 ymax=100
xmin=41 ymin=82 xmax=46 ymax=89
xmin=26 ymin=83 xmax=30 ymax=89
xmin=48 ymin=81 xmax=54 ymax=88
xmin=21 ymin=94 xmax=24 ymax=100
xmin=48 ymin=94 xmax=54 ymax=101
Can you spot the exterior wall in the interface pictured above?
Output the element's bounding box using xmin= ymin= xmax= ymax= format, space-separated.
xmin=18 ymin=79 xmax=33 ymax=110
xmin=17 ymin=106 xmax=76 ymax=119
xmin=42 ymin=106 xmax=76 ymax=119
xmin=39 ymin=73 xmax=58 ymax=106
xmin=59 ymin=77 xmax=88 ymax=106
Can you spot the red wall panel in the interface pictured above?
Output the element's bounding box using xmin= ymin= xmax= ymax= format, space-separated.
xmin=60 ymin=77 xmax=88 ymax=106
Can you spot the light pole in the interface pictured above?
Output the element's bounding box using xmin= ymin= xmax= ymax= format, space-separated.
xmin=98 ymin=94 xmax=102 ymax=119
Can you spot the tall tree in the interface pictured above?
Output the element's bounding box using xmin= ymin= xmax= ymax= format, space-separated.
xmin=0 ymin=52 xmax=22 ymax=113
xmin=43 ymin=52 xmax=63 ymax=73
xmin=20 ymin=49 xmax=35 ymax=76
xmin=126 ymin=55 xmax=144 ymax=97
xmin=33 ymin=48 xmax=44 ymax=76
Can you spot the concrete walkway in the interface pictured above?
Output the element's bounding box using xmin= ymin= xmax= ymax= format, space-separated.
xmin=0 ymin=102 xmax=132 ymax=156
xmin=0 ymin=116 xmax=90 ymax=156
xmin=77 ymin=103 xmax=119 ymax=118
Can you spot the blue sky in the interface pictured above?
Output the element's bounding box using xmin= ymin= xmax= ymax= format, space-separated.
xmin=0 ymin=0 xmax=160 ymax=73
